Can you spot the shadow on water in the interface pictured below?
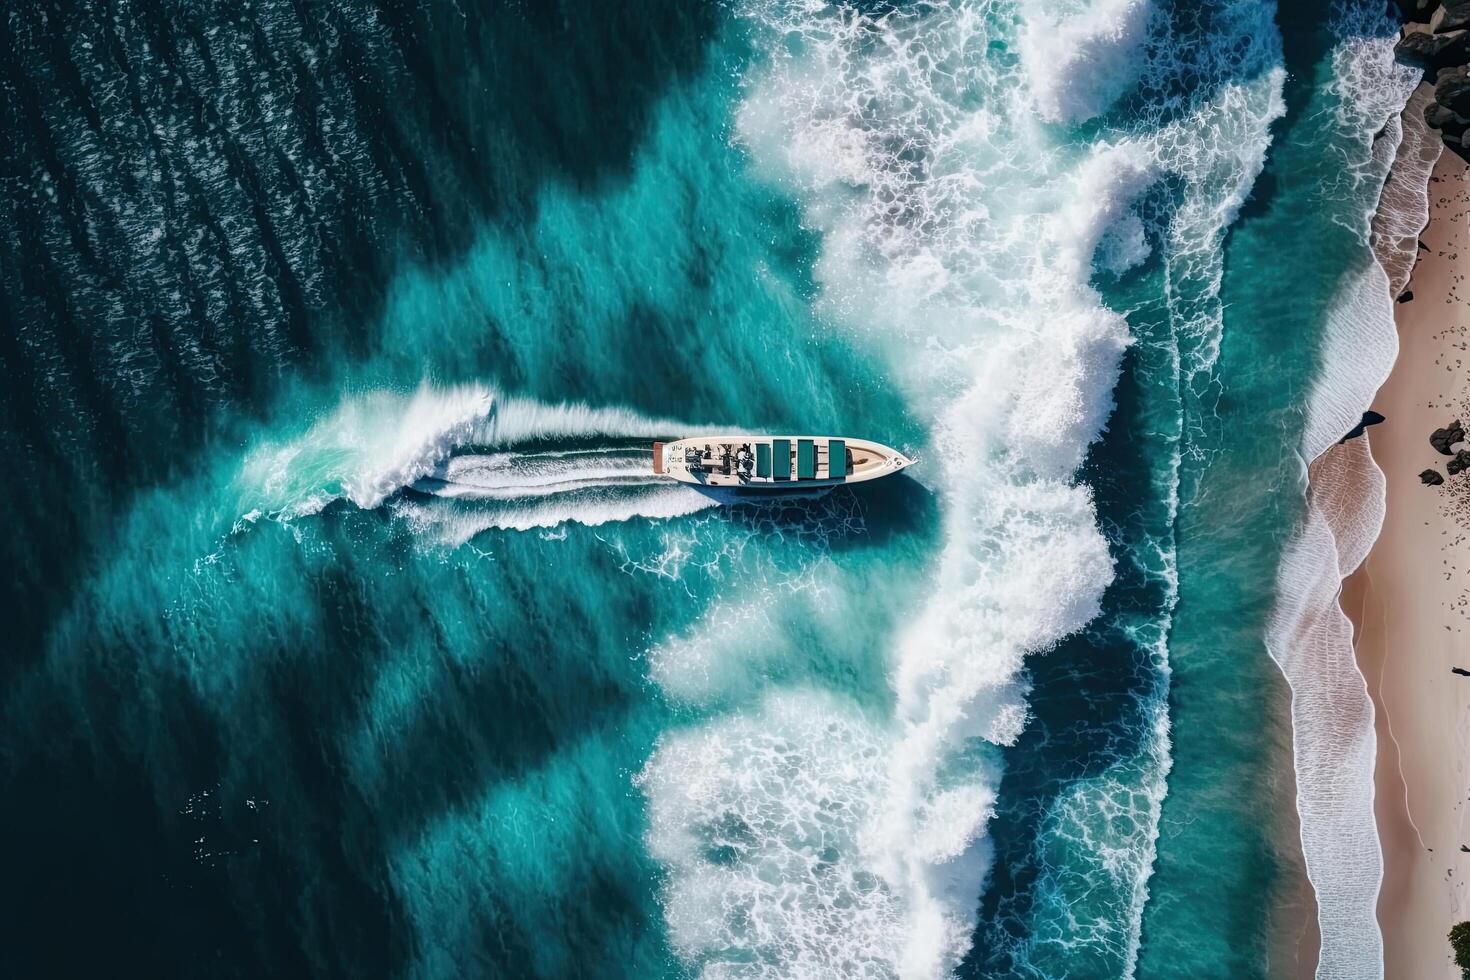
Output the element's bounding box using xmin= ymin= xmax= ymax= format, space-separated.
xmin=824 ymin=471 xmax=938 ymax=551
xmin=0 ymin=500 xmax=674 ymax=978
xmin=0 ymin=583 xmax=402 ymax=978
xmin=268 ymin=518 xmax=669 ymax=977
xmin=691 ymin=469 xmax=935 ymax=545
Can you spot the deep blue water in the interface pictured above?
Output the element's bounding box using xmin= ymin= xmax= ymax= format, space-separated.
xmin=0 ymin=1 xmax=1414 ymax=977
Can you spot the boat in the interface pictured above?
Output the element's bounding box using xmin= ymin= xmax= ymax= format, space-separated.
xmin=652 ymin=435 xmax=913 ymax=489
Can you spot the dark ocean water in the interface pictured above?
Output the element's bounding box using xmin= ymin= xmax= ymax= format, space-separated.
xmin=0 ymin=1 xmax=1415 ymax=977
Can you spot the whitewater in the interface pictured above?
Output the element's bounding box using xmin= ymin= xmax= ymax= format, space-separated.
xmin=1262 ymin=11 xmax=1425 ymax=978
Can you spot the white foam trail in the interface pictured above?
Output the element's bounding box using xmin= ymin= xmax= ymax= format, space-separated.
xmin=240 ymin=383 xmax=494 ymax=517
xmin=391 ymin=487 xmax=718 ymax=541
xmin=238 ymin=382 xmax=716 ymax=531
xmin=423 ymin=474 xmax=665 ymax=501
xmin=1263 ymin=14 xmax=1425 ymax=978
xmin=416 ymin=450 xmax=659 ymax=499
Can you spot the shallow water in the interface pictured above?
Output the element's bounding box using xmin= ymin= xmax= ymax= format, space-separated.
xmin=0 ymin=0 xmax=1416 ymax=976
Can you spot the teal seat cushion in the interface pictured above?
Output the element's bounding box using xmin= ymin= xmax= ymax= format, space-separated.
xmin=772 ymin=439 xmax=791 ymax=479
xmin=828 ymin=439 xmax=847 ymax=478
xmin=756 ymin=443 xmax=772 ymax=478
xmin=797 ymin=439 xmax=815 ymax=480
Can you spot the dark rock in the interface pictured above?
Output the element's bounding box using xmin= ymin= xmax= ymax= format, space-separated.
xmin=1436 ymin=66 xmax=1470 ymax=112
xmin=1420 ymin=238 xmax=1430 ymax=251
xmin=1399 ymin=289 xmax=1416 ymax=302
xmin=1422 ymin=468 xmax=1446 ymax=485
xmin=1396 ymin=27 xmax=1470 ymax=69
xmin=1444 ymin=128 xmax=1470 ymax=160
xmin=1398 ymin=0 xmax=1443 ymax=20
xmin=1449 ymin=449 xmax=1470 ymax=475
xmin=1436 ymin=0 xmax=1470 ymax=31
xmin=1447 ymin=132 xmax=1470 ymax=162
xmin=1339 ymin=411 xmax=1387 ymax=443
xmin=1425 ymin=101 xmax=1470 ymax=131
xmin=1454 ymin=666 xmax=1470 ymax=677
xmin=1431 ymin=419 xmax=1466 ymax=454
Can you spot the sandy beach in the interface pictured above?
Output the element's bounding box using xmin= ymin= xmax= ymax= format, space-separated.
xmin=1347 ymin=148 xmax=1470 ymax=980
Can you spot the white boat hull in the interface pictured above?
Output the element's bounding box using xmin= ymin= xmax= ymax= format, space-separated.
xmin=653 ymin=435 xmax=912 ymax=489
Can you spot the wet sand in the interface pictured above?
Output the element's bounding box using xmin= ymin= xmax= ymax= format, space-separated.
xmin=1348 ymin=150 xmax=1470 ymax=980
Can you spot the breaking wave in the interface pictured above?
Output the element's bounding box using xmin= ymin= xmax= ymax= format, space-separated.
xmin=1021 ymin=0 xmax=1154 ymax=125
xmin=640 ymin=689 xmax=938 ymax=979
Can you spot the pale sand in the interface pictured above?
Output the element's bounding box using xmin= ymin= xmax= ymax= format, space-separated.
xmin=1348 ymin=150 xmax=1470 ymax=980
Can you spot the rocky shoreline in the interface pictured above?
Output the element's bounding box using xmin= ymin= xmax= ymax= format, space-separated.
xmin=1381 ymin=8 xmax=1470 ymax=499
xmin=1396 ymin=1 xmax=1470 ymax=159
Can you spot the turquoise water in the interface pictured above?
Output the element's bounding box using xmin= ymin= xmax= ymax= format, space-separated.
xmin=0 ymin=0 xmax=1415 ymax=977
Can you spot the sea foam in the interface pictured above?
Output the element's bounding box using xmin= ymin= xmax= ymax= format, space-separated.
xmin=1021 ymin=0 xmax=1153 ymax=124
xmin=638 ymin=689 xmax=907 ymax=979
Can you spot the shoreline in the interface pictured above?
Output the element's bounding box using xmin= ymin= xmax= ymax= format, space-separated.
xmin=1346 ymin=125 xmax=1470 ymax=978
xmin=1269 ymin=74 xmax=1441 ymax=979
xmin=1269 ymin=71 xmax=1434 ymax=979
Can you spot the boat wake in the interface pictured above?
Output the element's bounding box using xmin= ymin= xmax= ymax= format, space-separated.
xmin=237 ymin=383 xmax=721 ymax=536
xmin=415 ymin=448 xmax=660 ymax=500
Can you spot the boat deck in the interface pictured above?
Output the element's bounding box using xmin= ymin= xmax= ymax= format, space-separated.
xmin=655 ymin=435 xmax=910 ymax=489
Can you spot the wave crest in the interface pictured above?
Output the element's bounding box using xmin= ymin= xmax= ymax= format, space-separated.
xmin=1021 ymin=0 xmax=1154 ymax=124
